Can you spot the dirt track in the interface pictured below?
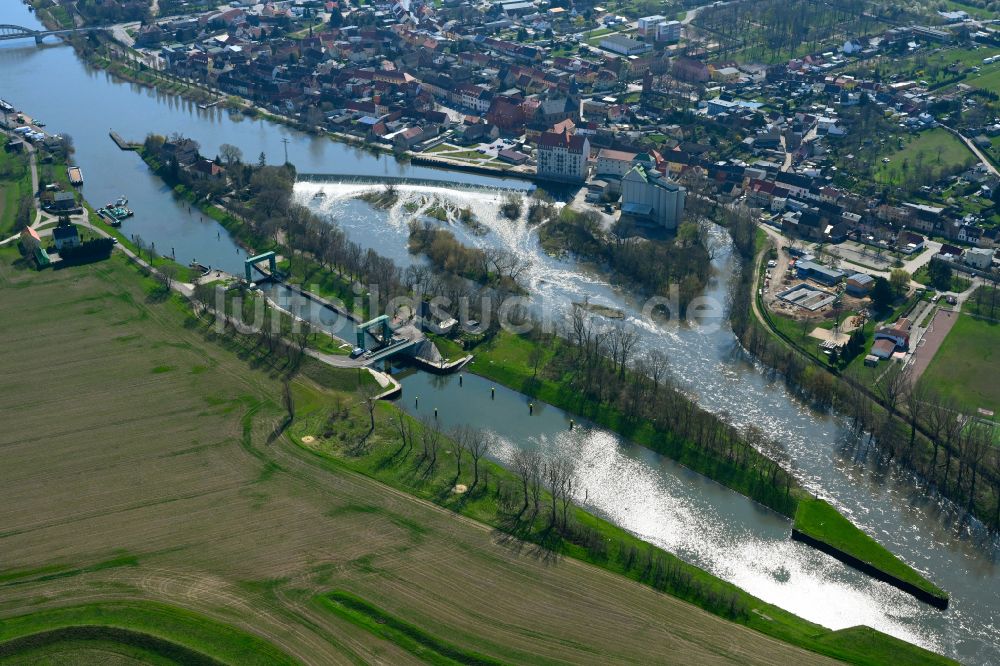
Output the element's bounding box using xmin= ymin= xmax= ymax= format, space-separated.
xmin=910 ymin=309 xmax=958 ymax=382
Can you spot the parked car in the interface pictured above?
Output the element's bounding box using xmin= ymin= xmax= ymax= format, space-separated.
xmin=349 ymin=347 xmax=365 ymax=359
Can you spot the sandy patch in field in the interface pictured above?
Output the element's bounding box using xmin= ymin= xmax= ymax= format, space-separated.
xmin=301 ymin=435 xmax=316 ymax=444
xmin=452 ymin=484 xmax=468 ymax=494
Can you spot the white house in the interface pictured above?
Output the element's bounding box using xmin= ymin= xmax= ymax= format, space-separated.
xmin=964 ymin=247 xmax=994 ymax=270
xmin=621 ymin=163 xmax=686 ymax=230
xmin=52 ymin=224 xmax=80 ymax=251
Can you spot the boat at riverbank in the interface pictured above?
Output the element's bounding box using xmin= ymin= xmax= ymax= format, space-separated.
xmin=97 ymin=203 xmax=133 ymax=225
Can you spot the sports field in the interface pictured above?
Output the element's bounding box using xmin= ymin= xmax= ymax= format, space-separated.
xmin=920 ymin=312 xmax=1000 ymax=416
xmin=0 ymin=250 xmax=842 ymax=665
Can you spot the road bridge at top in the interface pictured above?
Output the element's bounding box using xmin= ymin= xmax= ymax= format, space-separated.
xmin=0 ymin=23 xmax=108 ymax=45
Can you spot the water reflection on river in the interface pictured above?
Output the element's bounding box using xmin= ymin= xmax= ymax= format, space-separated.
xmin=301 ymin=181 xmax=1000 ymax=662
xmin=1 ymin=2 xmax=997 ymax=659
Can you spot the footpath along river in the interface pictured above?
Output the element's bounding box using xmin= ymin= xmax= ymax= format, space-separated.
xmin=1 ymin=4 xmax=997 ymax=661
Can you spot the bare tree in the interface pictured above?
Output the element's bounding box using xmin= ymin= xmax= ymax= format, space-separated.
xmin=451 ymin=425 xmax=471 ymax=483
xmin=466 ymin=430 xmax=491 ymax=493
xmin=158 ymin=263 xmax=178 ymax=291
xmin=420 ymin=416 xmax=442 ymax=473
xmin=875 ymin=362 xmax=911 ymax=418
xmin=392 ymin=409 xmax=414 ymax=459
xmin=544 ymin=458 xmax=576 ymax=531
xmin=511 ymin=449 xmax=542 ymax=520
xmin=360 ymin=377 xmax=381 ymax=440
xmin=220 ymin=143 xmax=243 ymax=166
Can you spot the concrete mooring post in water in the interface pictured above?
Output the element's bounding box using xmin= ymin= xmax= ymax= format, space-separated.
xmin=569 ymin=419 xmax=574 ymax=430
xmin=529 ymin=402 xmax=533 ymax=415
xmin=434 ymin=407 xmax=438 ymax=419
xmin=491 ymin=386 xmax=495 ymax=400
xmin=459 ymin=374 xmax=463 ymax=386
xmin=415 ymin=396 xmax=418 ymax=408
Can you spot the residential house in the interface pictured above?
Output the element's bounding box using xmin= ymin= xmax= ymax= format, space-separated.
xmin=49 ymin=191 xmax=77 ymax=212
xmin=190 ymin=158 xmax=226 ymax=181
xmin=964 ymin=247 xmax=994 ymax=270
xmin=897 ymin=230 xmax=926 ymax=254
xmin=874 ymin=318 xmax=912 ymax=351
xmin=52 ymin=223 xmax=80 ymax=251
xmin=161 ymin=138 xmax=200 ymax=166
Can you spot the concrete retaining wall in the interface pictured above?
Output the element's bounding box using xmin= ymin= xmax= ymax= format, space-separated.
xmin=791 ymin=528 xmax=948 ymax=610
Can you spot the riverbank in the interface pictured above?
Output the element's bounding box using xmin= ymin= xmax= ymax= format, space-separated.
xmin=740 ymin=227 xmax=1000 ymax=534
xmin=289 ymin=369 xmax=955 ymax=666
xmin=793 ymin=498 xmax=948 ymax=609
xmin=459 ymin=330 xmax=802 ymax=516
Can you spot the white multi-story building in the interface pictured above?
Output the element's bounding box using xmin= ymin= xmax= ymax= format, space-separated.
xmin=621 ymin=163 xmax=686 ymax=230
xmin=659 ymin=20 xmax=682 ymax=42
xmin=637 ymin=15 xmax=666 ymax=36
xmin=536 ymin=130 xmax=590 ymax=182
xmin=638 ymin=16 xmax=681 ymax=42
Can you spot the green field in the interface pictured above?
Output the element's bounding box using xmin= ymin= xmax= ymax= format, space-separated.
xmin=0 ymin=250 xmax=876 ymax=665
xmin=0 ymin=601 xmax=297 ymax=665
xmin=965 ymin=66 xmax=1000 ymax=95
xmin=846 ymin=46 xmax=1000 ymax=89
xmin=920 ymin=312 xmax=1000 ymax=415
xmin=0 ymin=136 xmax=33 ymax=236
xmin=793 ymin=499 xmax=947 ymax=602
xmin=874 ymin=128 xmax=975 ymax=187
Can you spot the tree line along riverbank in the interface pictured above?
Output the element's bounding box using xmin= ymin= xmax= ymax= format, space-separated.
xmin=133 ymin=137 xmax=948 ymax=614
xmin=725 ymin=206 xmax=1000 ymax=538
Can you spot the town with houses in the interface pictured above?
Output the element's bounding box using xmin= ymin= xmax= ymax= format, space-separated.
xmin=4 ymin=0 xmax=1000 ymax=663
xmin=100 ymin=0 xmax=1000 ymax=368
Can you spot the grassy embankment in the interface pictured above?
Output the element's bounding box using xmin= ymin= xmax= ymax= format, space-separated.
xmin=1 ymin=249 xmax=890 ymax=666
xmin=459 ymin=330 xmax=800 ymax=515
xmin=0 ymin=601 xmax=296 ymax=665
xmin=0 ymin=136 xmax=33 ymax=237
xmin=793 ymin=498 xmax=948 ymax=603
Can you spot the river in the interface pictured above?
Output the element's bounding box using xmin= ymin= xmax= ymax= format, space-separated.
xmin=1 ymin=3 xmax=997 ymax=662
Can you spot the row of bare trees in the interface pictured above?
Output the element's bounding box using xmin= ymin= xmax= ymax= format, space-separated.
xmin=553 ymin=304 xmax=800 ymax=515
